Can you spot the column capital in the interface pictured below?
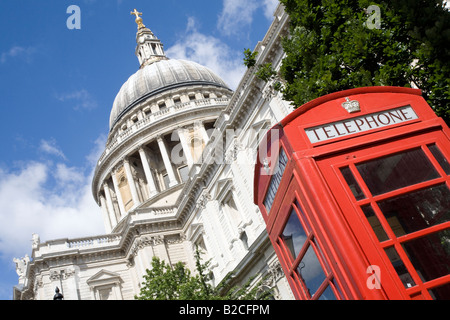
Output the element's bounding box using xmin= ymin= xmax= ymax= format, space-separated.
xmin=138 ymin=143 xmax=151 ymax=153
xmin=111 ymin=163 xmax=122 ymax=174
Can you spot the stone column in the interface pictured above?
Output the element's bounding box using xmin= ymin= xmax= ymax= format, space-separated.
xmin=196 ymin=121 xmax=210 ymax=144
xmin=123 ymin=158 xmax=141 ymax=208
xmin=177 ymin=127 xmax=194 ymax=169
xmin=138 ymin=146 xmax=158 ymax=197
xmin=99 ymin=195 xmax=112 ymax=234
xmin=111 ymin=170 xmax=126 ymax=217
xmin=157 ymin=135 xmax=178 ymax=187
xmin=103 ymin=182 xmax=118 ymax=227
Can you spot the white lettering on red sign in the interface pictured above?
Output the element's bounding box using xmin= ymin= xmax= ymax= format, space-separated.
xmin=305 ymin=106 xmax=418 ymax=144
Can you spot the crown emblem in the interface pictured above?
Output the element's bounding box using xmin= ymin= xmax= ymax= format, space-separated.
xmin=263 ymin=158 xmax=270 ymax=174
xmin=342 ymin=97 xmax=361 ymax=113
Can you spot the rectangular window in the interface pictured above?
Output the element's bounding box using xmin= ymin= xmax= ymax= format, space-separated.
xmin=428 ymin=282 xmax=450 ymax=300
xmin=163 ymin=174 xmax=170 ymax=190
xmin=318 ymin=285 xmax=337 ymax=300
xmin=327 ymin=135 xmax=450 ymax=300
xmin=428 ymin=144 xmax=450 ymax=175
xmin=279 ymin=199 xmax=339 ymax=300
xmin=377 ymin=184 xmax=450 ymax=237
xmin=384 ymin=246 xmax=416 ymax=288
xmin=297 ymin=244 xmax=327 ymax=298
xmin=263 ymin=148 xmax=288 ymax=213
xmin=361 ymin=205 xmax=389 ymax=242
xmin=356 ymin=148 xmax=440 ymax=196
xmin=178 ymin=165 xmax=190 ymax=183
xmin=281 ymin=208 xmax=307 ymax=260
xmin=402 ymin=230 xmax=450 ymax=283
xmin=340 ymin=166 xmax=366 ymax=200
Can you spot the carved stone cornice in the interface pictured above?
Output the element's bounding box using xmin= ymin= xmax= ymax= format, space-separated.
xmin=49 ymin=268 xmax=76 ymax=281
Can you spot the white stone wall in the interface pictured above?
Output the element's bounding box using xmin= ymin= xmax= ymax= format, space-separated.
xmin=14 ymin=3 xmax=294 ymax=300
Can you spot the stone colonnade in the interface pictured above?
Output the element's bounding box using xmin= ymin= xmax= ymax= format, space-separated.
xmin=98 ymin=122 xmax=210 ymax=233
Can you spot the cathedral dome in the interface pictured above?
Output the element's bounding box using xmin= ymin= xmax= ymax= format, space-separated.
xmin=109 ymin=59 xmax=230 ymax=129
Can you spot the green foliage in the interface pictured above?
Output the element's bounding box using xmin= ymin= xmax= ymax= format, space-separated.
xmin=243 ymin=48 xmax=258 ymax=68
xmin=278 ymin=0 xmax=450 ymax=125
xmin=256 ymin=63 xmax=277 ymax=82
xmin=135 ymin=247 xmax=273 ymax=300
xmin=244 ymin=48 xmax=285 ymax=93
xmin=134 ymin=256 xmax=206 ymax=300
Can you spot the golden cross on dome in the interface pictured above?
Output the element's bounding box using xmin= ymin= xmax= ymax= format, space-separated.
xmin=130 ymin=9 xmax=146 ymax=29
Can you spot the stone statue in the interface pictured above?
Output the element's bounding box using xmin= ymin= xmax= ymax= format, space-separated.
xmin=13 ymin=255 xmax=30 ymax=278
xmin=53 ymin=287 xmax=64 ymax=300
xmin=32 ymin=233 xmax=40 ymax=249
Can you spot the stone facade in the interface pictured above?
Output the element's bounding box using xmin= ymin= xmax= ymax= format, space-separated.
xmin=13 ymin=4 xmax=294 ymax=300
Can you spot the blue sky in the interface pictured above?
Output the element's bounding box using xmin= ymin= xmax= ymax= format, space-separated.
xmin=0 ymin=0 xmax=278 ymax=300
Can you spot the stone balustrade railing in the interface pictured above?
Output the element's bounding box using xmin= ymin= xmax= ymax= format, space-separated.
xmin=34 ymin=234 xmax=123 ymax=257
xmin=97 ymin=97 xmax=229 ymax=166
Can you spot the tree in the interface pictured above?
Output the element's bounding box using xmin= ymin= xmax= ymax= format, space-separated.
xmin=276 ymin=0 xmax=450 ymax=124
xmin=135 ymin=247 xmax=273 ymax=300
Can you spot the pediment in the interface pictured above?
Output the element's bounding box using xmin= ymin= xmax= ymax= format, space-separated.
xmin=186 ymin=223 xmax=204 ymax=241
xmin=213 ymin=178 xmax=233 ymax=201
xmin=87 ymin=270 xmax=122 ymax=286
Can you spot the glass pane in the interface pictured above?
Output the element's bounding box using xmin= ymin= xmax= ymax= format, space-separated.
xmin=356 ymin=148 xmax=440 ymax=196
xmin=377 ymin=184 xmax=450 ymax=237
xmin=281 ymin=208 xmax=307 ymax=260
xmin=296 ymin=245 xmax=327 ymax=298
xmin=340 ymin=167 xmax=366 ymax=200
xmin=178 ymin=165 xmax=190 ymax=182
xmin=163 ymin=174 xmax=170 ymax=189
xmin=402 ymin=229 xmax=450 ymax=283
xmin=263 ymin=149 xmax=288 ymax=213
xmin=384 ymin=247 xmax=416 ymax=288
xmin=428 ymin=282 xmax=450 ymax=300
xmin=294 ymin=199 xmax=311 ymax=231
xmin=361 ymin=205 xmax=389 ymax=242
xmin=318 ymin=285 xmax=337 ymax=300
xmin=428 ymin=144 xmax=450 ymax=175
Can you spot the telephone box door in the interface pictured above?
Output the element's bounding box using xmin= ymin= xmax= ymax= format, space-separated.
xmin=317 ymin=130 xmax=450 ymax=300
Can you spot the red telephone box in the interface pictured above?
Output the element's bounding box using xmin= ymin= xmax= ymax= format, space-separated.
xmin=254 ymin=87 xmax=450 ymax=300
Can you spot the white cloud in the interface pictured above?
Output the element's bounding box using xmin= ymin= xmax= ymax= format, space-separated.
xmin=85 ymin=134 xmax=108 ymax=167
xmin=54 ymin=163 xmax=85 ymax=185
xmin=39 ymin=139 xmax=67 ymax=160
xmin=0 ymin=137 xmax=106 ymax=262
xmin=55 ymin=89 xmax=98 ymax=111
xmin=217 ymin=0 xmax=259 ymax=37
xmin=262 ymin=0 xmax=279 ymax=20
xmin=0 ymin=46 xmax=36 ymax=64
xmin=166 ymin=17 xmax=246 ymax=90
xmin=217 ymin=0 xmax=278 ymax=36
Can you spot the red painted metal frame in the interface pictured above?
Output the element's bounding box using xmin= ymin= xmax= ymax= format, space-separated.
xmin=254 ymin=86 xmax=450 ymax=300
